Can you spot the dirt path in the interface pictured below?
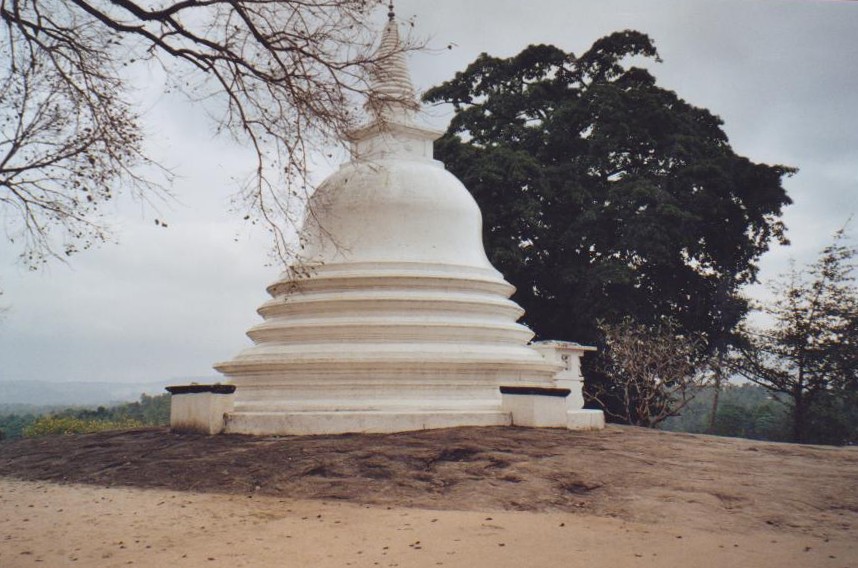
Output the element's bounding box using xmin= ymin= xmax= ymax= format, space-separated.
xmin=2 ymin=478 xmax=855 ymax=568
xmin=2 ymin=425 xmax=858 ymax=566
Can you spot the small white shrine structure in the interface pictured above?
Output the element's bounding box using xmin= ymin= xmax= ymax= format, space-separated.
xmin=179 ymin=11 xmax=604 ymax=436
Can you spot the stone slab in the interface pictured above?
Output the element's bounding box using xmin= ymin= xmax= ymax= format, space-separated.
xmin=168 ymin=389 xmax=235 ymax=435
xmin=501 ymin=391 xmax=569 ymax=428
xmin=567 ymin=409 xmax=606 ymax=431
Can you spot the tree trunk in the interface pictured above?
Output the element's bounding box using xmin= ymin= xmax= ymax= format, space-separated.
xmin=792 ymin=393 xmax=806 ymax=443
xmin=708 ymin=363 xmax=723 ymax=433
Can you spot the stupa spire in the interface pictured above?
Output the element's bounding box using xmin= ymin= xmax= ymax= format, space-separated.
xmin=365 ymin=4 xmax=420 ymax=120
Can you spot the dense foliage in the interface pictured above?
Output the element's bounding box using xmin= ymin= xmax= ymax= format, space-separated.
xmin=0 ymin=411 xmax=37 ymax=440
xmin=424 ymin=31 xmax=792 ymax=354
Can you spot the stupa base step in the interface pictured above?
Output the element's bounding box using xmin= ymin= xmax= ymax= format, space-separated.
xmin=567 ymin=409 xmax=606 ymax=430
xmin=223 ymin=409 xmax=512 ymax=436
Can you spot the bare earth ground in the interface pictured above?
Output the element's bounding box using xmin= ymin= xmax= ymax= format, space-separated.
xmin=1 ymin=425 xmax=857 ymax=567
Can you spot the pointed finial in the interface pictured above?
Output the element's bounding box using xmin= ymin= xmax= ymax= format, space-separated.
xmin=388 ymin=1 xmax=395 ymax=21
xmin=365 ymin=6 xmax=419 ymax=119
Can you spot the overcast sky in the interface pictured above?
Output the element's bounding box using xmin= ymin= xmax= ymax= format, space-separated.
xmin=1 ymin=0 xmax=856 ymax=386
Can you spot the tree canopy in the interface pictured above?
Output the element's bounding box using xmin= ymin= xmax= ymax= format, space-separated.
xmin=424 ymin=31 xmax=793 ymax=353
xmin=1 ymin=0 xmax=405 ymax=266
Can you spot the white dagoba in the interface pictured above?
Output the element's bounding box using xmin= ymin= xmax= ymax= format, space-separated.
xmin=214 ymin=12 xmax=603 ymax=435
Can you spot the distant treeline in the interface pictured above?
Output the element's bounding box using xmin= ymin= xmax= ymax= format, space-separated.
xmin=0 ymin=393 xmax=170 ymax=439
xmin=661 ymin=383 xmax=858 ymax=446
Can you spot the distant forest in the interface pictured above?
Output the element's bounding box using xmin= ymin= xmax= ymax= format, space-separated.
xmin=661 ymin=383 xmax=858 ymax=445
xmin=0 ymin=393 xmax=169 ymax=439
xmin=661 ymin=384 xmax=790 ymax=441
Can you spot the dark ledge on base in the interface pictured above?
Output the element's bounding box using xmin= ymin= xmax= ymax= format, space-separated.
xmin=166 ymin=384 xmax=236 ymax=395
xmin=500 ymin=386 xmax=571 ymax=398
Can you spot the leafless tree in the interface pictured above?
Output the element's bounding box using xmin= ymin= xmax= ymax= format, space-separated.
xmin=0 ymin=27 xmax=163 ymax=267
xmin=1 ymin=0 xmax=409 ymax=266
xmin=591 ymin=317 xmax=710 ymax=428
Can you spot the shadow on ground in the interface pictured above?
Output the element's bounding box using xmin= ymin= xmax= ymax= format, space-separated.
xmin=2 ymin=425 xmax=857 ymax=538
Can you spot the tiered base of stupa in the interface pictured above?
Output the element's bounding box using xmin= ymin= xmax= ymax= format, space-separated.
xmin=213 ymin=261 xmax=601 ymax=436
xmin=224 ymin=410 xmax=509 ymax=436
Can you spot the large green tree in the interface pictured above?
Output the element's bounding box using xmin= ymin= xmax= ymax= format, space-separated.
xmin=424 ymin=31 xmax=792 ymax=361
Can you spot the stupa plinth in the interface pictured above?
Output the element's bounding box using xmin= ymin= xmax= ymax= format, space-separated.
xmin=213 ymin=13 xmax=604 ymax=435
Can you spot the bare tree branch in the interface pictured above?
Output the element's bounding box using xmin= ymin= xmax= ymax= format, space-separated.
xmin=590 ymin=317 xmax=711 ymax=428
xmin=1 ymin=0 xmax=416 ymax=266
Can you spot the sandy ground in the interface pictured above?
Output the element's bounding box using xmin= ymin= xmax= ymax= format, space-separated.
xmin=2 ymin=478 xmax=856 ymax=568
xmin=2 ymin=425 xmax=857 ymax=567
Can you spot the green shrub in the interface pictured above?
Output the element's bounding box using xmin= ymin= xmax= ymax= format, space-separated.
xmin=22 ymin=415 xmax=143 ymax=437
xmin=0 ymin=413 xmax=38 ymax=440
